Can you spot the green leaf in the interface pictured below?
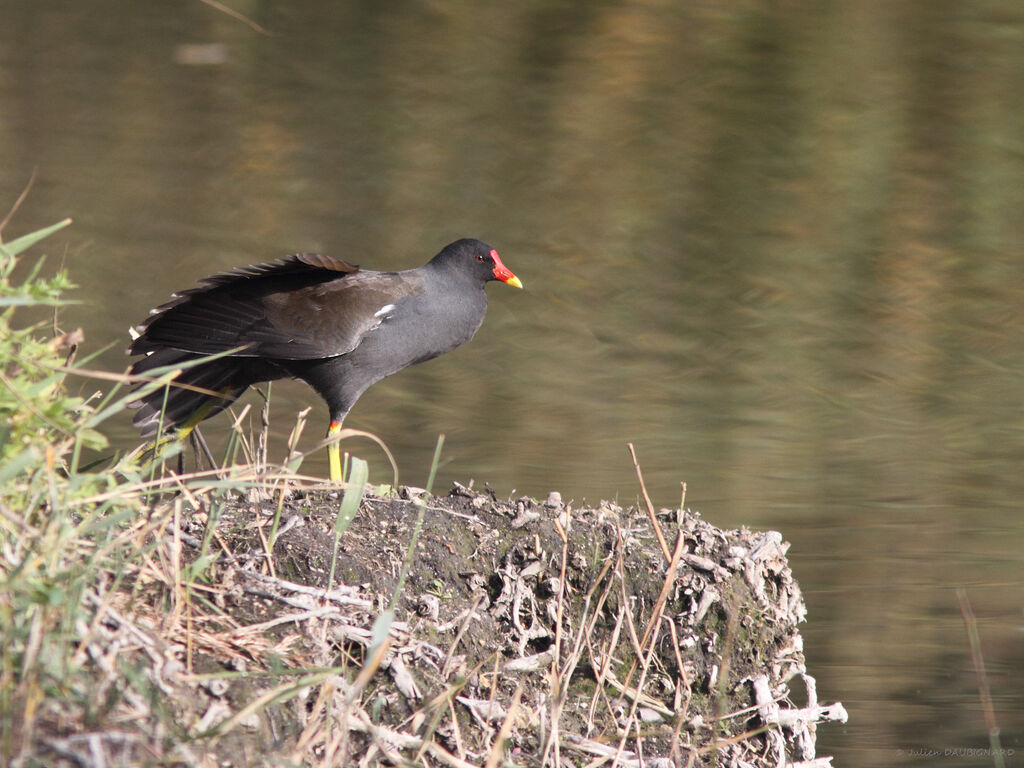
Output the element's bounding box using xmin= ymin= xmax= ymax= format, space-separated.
xmin=184 ymin=554 xmax=218 ymax=581
xmin=0 ymin=296 xmax=74 ymax=307
xmin=335 ymin=456 xmax=368 ymax=534
xmin=0 ymin=446 xmax=41 ymax=485
xmin=1 ymin=218 xmax=73 ymax=257
xmin=285 ymin=451 xmax=304 ymax=473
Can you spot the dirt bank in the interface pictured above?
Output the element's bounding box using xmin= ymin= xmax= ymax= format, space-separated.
xmin=40 ymin=482 xmax=846 ymax=767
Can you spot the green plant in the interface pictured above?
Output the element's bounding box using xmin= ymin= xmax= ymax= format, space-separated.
xmin=0 ymin=214 xmax=190 ymax=764
xmin=0 ymin=215 xmax=111 ymax=762
xmin=0 ymin=218 xmax=106 ymax=467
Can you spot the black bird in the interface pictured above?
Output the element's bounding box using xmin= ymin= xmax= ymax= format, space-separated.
xmin=129 ymin=238 xmax=523 ymax=479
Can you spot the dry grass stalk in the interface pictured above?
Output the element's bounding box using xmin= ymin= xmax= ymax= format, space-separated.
xmin=10 ymin=464 xmax=846 ymax=767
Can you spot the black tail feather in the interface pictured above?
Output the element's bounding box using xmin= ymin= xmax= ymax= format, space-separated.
xmin=130 ymin=351 xmax=248 ymax=437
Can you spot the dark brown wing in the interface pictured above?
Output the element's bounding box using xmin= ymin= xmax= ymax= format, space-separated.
xmin=130 ymin=254 xmax=421 ymax=361
xmin=257 ymin=269 xmax=422 ymax=358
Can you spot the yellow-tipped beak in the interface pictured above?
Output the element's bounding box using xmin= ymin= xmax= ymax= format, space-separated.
xmin=490 ymin=249 xmax=523 ymax=289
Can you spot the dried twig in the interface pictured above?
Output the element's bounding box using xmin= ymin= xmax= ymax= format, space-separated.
xmin=627 ymin=443 xmax=671 ymax=562
xmin=958 ymin=587 xmax=1005 ymax=768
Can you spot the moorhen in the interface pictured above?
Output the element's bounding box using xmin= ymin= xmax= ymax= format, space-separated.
xmin=128 ymin=238 xmax=522 ymax=480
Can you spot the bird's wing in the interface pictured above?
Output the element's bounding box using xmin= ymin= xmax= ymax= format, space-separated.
xmin=130 ymin=254 xmax=420 ymax=361
xmin=257 ymin=270 xmax=421 ymax=358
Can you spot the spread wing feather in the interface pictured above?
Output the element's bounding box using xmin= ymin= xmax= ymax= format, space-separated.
xmin=130 ymin=254 xmax=420 ymax=361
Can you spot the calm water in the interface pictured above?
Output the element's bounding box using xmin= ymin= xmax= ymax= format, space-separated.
xmin=3 ymin=1 xmax=1023 ymax=762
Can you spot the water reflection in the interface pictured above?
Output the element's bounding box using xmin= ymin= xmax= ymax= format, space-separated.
xmin=3 ymin=0 xmax=1024 ymax=761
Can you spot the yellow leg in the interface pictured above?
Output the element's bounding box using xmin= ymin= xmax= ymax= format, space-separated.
xmin=140 ymin=387 xmax=233 ymax=468
xmin=327 ymin=420 xmax=343 ymax=482
xmin=141 ymin=392 xmax=225 ymax=463
xmin=176 ymin=396 xmax=220 ymax=440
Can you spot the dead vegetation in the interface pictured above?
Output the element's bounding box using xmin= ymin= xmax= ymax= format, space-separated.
xmin=18 ymin=476 xmax=846 ymax=767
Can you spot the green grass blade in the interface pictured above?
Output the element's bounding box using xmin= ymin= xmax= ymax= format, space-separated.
xmin=0 ymin=218 xmax=72 ymax=258
xmin=0 ymin=446 xmax=41 ymax=485
xmin=388 ymin=434 xmax=444 ymax=612
xmin=335 ymin=456 xmax=368 ymax=535
xmin=369 ymin=609 xmax=394 ymax=657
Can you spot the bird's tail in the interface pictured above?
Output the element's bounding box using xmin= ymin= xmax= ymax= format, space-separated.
xmin=129 ymin=349 xmax=248 ymax=438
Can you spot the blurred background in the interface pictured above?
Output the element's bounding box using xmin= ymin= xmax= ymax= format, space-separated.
xmin=2 ymin=1 xmax=1023 ymax=763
